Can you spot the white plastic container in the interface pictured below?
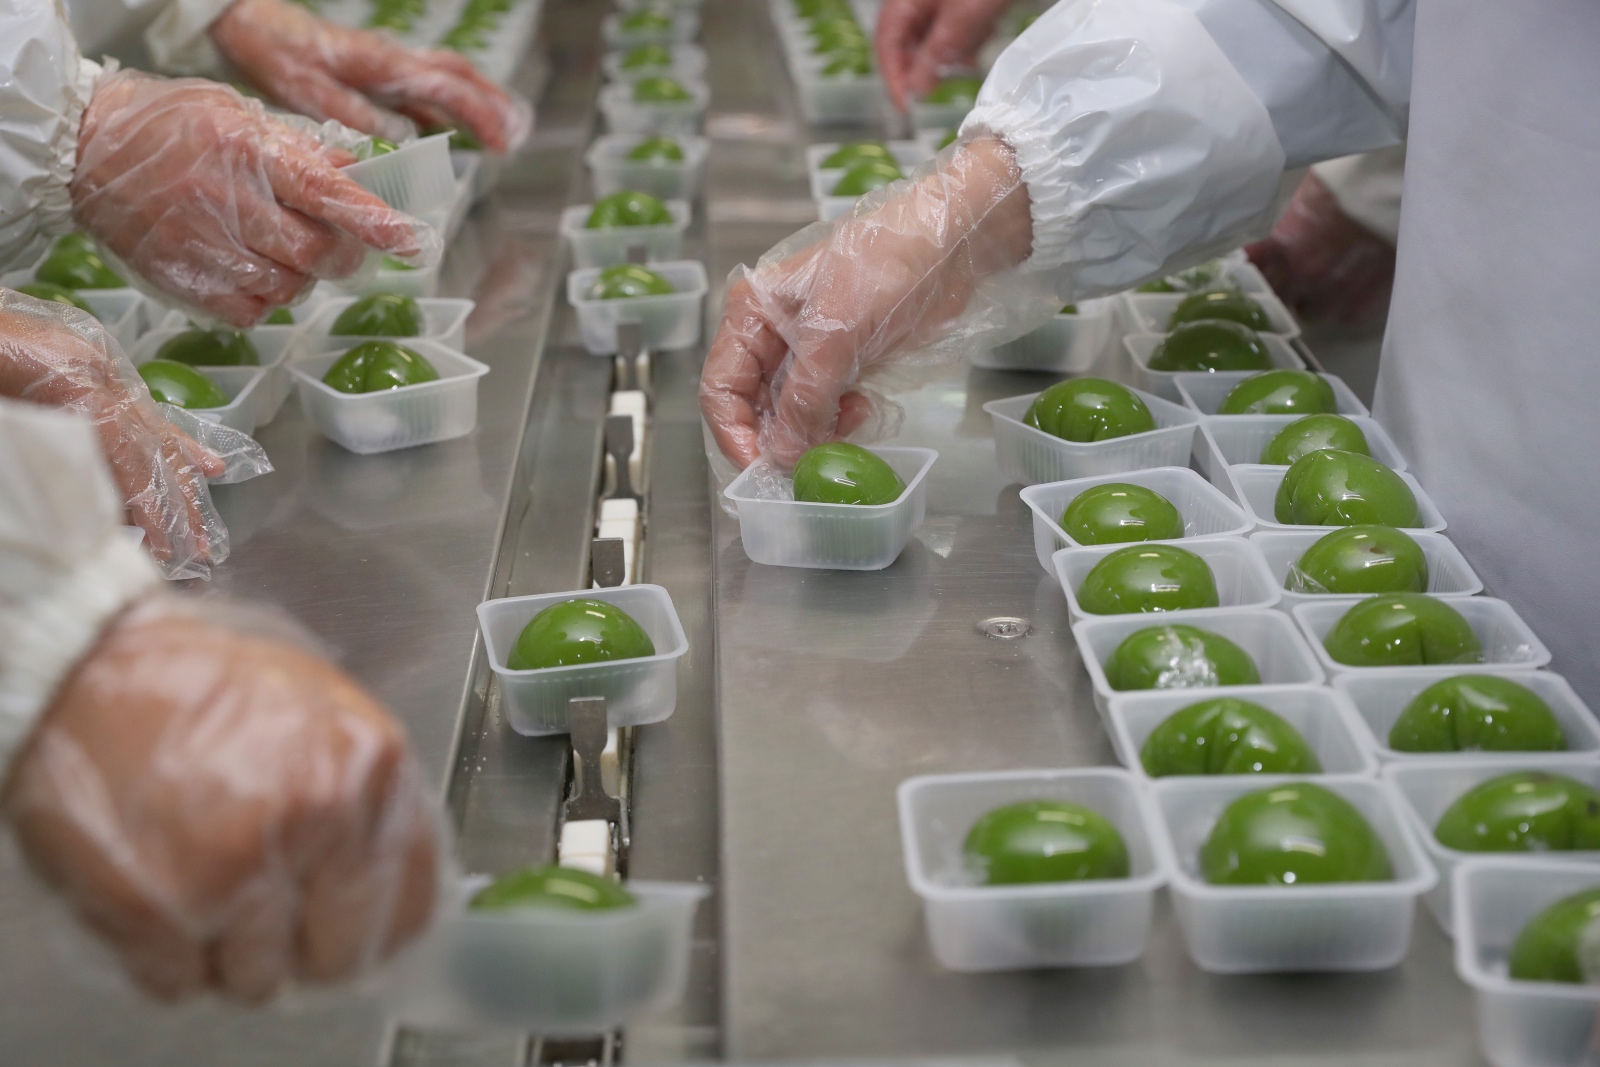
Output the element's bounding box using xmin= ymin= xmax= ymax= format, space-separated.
xmin=341 ymin=133 xmax=455 ymax=215
xmin=1334 ymin=669 xmax=1600 ymax=764
xmin=1051 ymin=537 xmax=1280 ymax=622
xmin=303 ymin=297 xmax=474 ymax=354
xmin=722 ymin=447 xmax=937 ymax=570
xmin=1019 ymin=467 xmax=1252 ymax=574
xmin=475 ymin=584 xmax=689 ymax=735
xmin=340 ymin=258 xmax=441 ymax=299
xmin=914 ymin=126 xmax=956 ymax=157
xmin=970 ymin=298 xmax=1118 ymax=374
xmin=75 ymin=289 xmax=144 ymax=350
xmin=1197 ymin=414 xmax=1407 ymax=487
xmin=1072 ymin=607 xmax=1325 ymax=718
xmin=597 ymin=80 xmax=710 ymax=135
xmin=984 ymin=388 xmax=1199 ymax=487
xmin=587 ymin=133 xmax=710 ymax=200
xmin=1175 ymin=368 xmax=1368 ymax=418
xmin=1124 ymin=289 xmax=1300 ymax=338
xmin=389 ymin=880 xmax=708 ymax=1035
xmin=1385 ymin=760 xmax=1600 ymax=934
xmin=1292 ymin=597 xmax=1552 ymax=677
xmin=804 ymin=140 xmax=926 ymax=196
xmin=559 ymin=200 xmax=691 ymax=269
xmin=896 ymin=768 xmax=1170 ymax=972
xmin=793 ymin=68 xmax=890 ymax=125
xmin=290 ymin=341 xmax=489 ymax=454
xmin=130 ymin=326 xmax=297 ymax=428
xmin=1228 ymin=463 xmax=1448 ymax=533
xmin=1123 ymin=333 xmax=1306 ymax=402
xmin=1105 ymin=684 xmax=1377 ymax=778
xmin=567 ymin=260 xmax=708 ymax=355
xmin=1453 ymin=858 xmax=1600 ymax=1067
xmin=1149 ymin=775 xmax=1437 ymax=972
xmin=910 ymin=97 xmax=972 ymax=132
xmin=602 ymin=9 xmax=700 ymax=46
xmin=1251 ymin=529 xmax=1484 ymax=608
xmin=601 ymin=44 xmax=708 ymax=84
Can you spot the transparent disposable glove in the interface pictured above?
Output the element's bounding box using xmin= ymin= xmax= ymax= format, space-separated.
xmin=72 ymin=68 xmax=438 ymax=328
xmin=211 ymin=0 xmax=530 ymax=154
xmin=1245 ymin=171 xmax=1396 ymax=326
xmin=875 ymin=0 xmax=1011 ymax=111
xmin=2 ymin=597 xmax=438 ymax=1003
xmin=0 ymin=291 xmax=236 ymax=579
xmin=700 ymin=136 xmax=1049 ymax=469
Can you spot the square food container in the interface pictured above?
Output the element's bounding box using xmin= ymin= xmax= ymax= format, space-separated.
xmin=1292 ymin=597 xmax=1552 ymax=678
xmin=1124 ymin=333 xmax=1307 ymax=402
xmin=598 ymin=80 xmax=710 ymax=136
xmin=1051 ymin=536 xmax=1280 ymax=622
xmin=387 ymin=879 xmax=709 ymax=1035
xmin=602 ymin=10 xmax=700 ymax=47
xmin=600 ymin=44 xmax=708 ymax=84
xmin=910 ymin=98 xmax=972 ymax=132
xmin=1019 ymin=467 xmax=1252 ymax=574
xmin=1072 ymin=607 xmax=1325 ymax=719
xmin=567 ymin=261 xmax=708 ymax=355
xmin=76 ymin=289 xmax=145 ymax=350
xmin=1453 ymin=858 xmax=1600 ymax=1067
xmin=476 ymin=584 xmax=689 ymax=735
xmin=302 ymin=297 xmax=474 ymax=355
xmin=792 ymin=68 xmax=891 ymax=126
xmin=559 ymin=201 xmax=691 ymax=269
xmin=1197 ymin=414 xmax=1407 ymax=487
xmin=1149 ymin=775 xmax=1436 ymax=972
xmin=1105 ymin=684 xmax=1378 ymax=778
xmin=130 ymin=326 xmax=295 ymax=429
xmin=1334 ymin=669 xmax=1600 ymax=764
xmin=290 ymin=340 xmax=489 ymax=454
xmin=984 ymin=388 xmax=1199 ymax=487
xmin=340 ymin=133 xmax=456 ymax=215
xmin=804 ymin=141 xmax=927 ymax=198
xmin=1228 ymin=463 xmax=1448 ymax=533
xmin=914 ymin=126 xmax=957 ymax=157
xmin=1123 ymin=289 xmax=1300 ymax=339
xmin=1175 ymin=369 xmax=1369 ymax=418
xmin=970 ymin=298 xmax=1118 ymax=374
xmin=1250 ymin=528 xmax=1483 ymax=610
xmin=587 ymin=134 xmax=711 ymax=200
xmin=1385 ymin=760 xmax=1600 ymax=934
xmin=896 ymin=768 xmax=1170 ymax=972
xmin=722 ymin=447 xmax=937 ymax=570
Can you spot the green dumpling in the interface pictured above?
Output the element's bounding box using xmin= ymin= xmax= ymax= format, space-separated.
xmin=923 ymin=75 xmax=982 ymax=107
xmin=36 ymin=233 xmax=124 ymax=289
xmin=821 ymin=142 xmax=893 ymax=170
xmin=791 ymin=442 xmax=905 ymax=505
xmin=586 ymin=190 xmax=674 ymax=228
xmin=832 ymin=159 xmax=902 ymax=196
xmin=1148 ymin=321 xmax=1271 ymax=373
xmin=620 ymin=43 xmax=673 ymax=70
xmin=1140 ymin=698 xmax=1321 ymax=776
xmin=1218 ymin=370 xmax=1338 ymax=415
xmin=1274 ymin=449 xmax=1420 ymax=527
xmin=1060 ymin=483 xmax=1184 ymax=545
xmin=1390 ymin=675 xmax=1566 ymax=753
xmin=507 ymin=598 xmax=656 ymax=670
xmin=633 ymin=76 xmax=693 ymax=103
xmin=1167 ymin=289 xmax=1272 ymax=332
xmin=1103 ymin=624 xmax=1260 ymax=691
xmin=1509 ymin=888 xmax=1600 ymax=983
xmin=155 ymin=328 xmax=260 ymax=367
xmin=1023 ymin=378 xmax=1155 ymax=442
xmin=1321 ymin=593 xmax=1483 ymax=669
xmin=322 ymin=340 xmax=439 ymax=393
xmin=138 ymin=359 xmax=229 ymax=409
xmin=331 ymin=293 xmax=424 ymax=337
xmin=16 ymin=282 xmax=93 ymax=312
xmin=626 ymin=136 xmax=684 ymax=162
xmin=1075 ymin=544 xmax=1219 ymax=615
xmin=963 ymin=800 xmax=1129 ymax=884
xmin=1435 ymin=772 xmax=1600 ymax=853
xmin=471 ymin=865 xmax=636 ymax=911
xmin=588 ymin=264 xmax=675 ymax=300
xmin=1259 ymin=414 xmax=1372 ymax=465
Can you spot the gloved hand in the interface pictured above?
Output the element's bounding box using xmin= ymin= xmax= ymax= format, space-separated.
xmin=0 ymin=293 xmax=227 ymax=578
xmin=72 ymin=68 xmax=437 ymax=328
xmin=1245 ymin=171 xmax=1396 ymax=326
xmin=875 ymin=0 xmax=1011 ymax=111
xmin=700 ymin=136 xmax=1043 ymax=469
xmin=211 ymin=0 xmax=530 ymax=154
xmin=2 ymin=597 xmax=438 ymax=1003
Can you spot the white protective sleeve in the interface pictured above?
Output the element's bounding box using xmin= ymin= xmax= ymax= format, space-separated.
xmin=0 ymin=398 xmax=161 ymax=768
xmin=0 ymin=0 xmax=101 ymax=274
xmin=965 ymin=0 xmax=1414 ymax=296
xmin=1313 ymin=144 xmax=1407 ymax=243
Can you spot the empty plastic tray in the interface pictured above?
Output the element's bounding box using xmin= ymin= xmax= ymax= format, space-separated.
xmin=1124 ymin=333 xmax=1306 ymax=402
xmin=971 ymin=298 xmax=1119 ymax=374
xmin=567 ymin=260 xmax=708 ymax=355
xmin=985 ymin=388 xmax=1199 ymax=487
xmin=1292 ymin=597 xmax=1551 ymax=677
xmin=1251 ymin=529 xmax=1483 ymax=608
xmin=290 ymin=340 xmax=489 ymax=454
xmin=1176 ymin=369 xmax=1368 ymax=418
xmin=560 ymin=201 xmax=691 ymax=269
xmin=1197 ymin=414 xmax=1407 ymax=487
xmin=1052 ymin=536 xmax=1280 ymax=622
xmin=1228 ymin=463 xmax=1448 ymax=533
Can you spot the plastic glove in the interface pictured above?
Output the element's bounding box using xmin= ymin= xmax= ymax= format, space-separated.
xmin=700 ymin=136 xmax=1047 ymax=469
xmin=211 ymin=0 xmax=530 ymax=155
xmin=875 ymin=0 xmax=1011 ymax=111
xmin=72 ymin=68 xmax=437 ymax=328
xmin=2 ymin=597 xmax=438 ymax=1003
xmin=1245 ymin=171 xmax=1396 ymax=326
xmin=0 ymin=291 xmax=231 ymax=578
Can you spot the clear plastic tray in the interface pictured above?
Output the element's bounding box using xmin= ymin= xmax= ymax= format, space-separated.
xmin=722 ymin=447 xmax=937 ymax=570
xmin=1197 ymin=414 xmax=1407 ymax=487
xmin=337 ymin=258 xmax=441 ymax=299
xmin=984 ymin=388 xmax=1199 ymax=487
xmin=130 ymin=326 xmax=297 ymax=428
xmin=76 ymin=289 xmax=145 ymax=350
xmin=444 ymin=151 xmax=482 ymax=242
xmin=303 ymin=297 xmax=474 ymax=354
xmin=341 ymin=133 xmax=455 ymax=215
xmin=601 ymin=10 xmax=700 ymax=47
xmin=1292 ymin=597 xmax=1552 ymax=677
xmin=597 ymin=80 xmax=710 ymax=136
xmin=1123 ymin=333 xmax=1307 ymax=402
xmin=567 ymin=260 xmax=708 ymax=355
xmin=1123 ymin=289 xmax=1300 ymax=338
xmin=587 ymin=134 xmax=710 ymax=200
xmin=910 ymin=98 xmax=972 ymax=132
xmin=1227 ymin=463 xmax=1448 ymax=533
xmin=1052 ymin=536 xmax=1280 ymax=622
xmin=1105 ymin=684 xmax=1377 ymax=778
xmin=970 ymin=298 xmax=1118 ymax=373
xmin=913 ymin=127 xmax=957 ymax=157
xmin=1072 ymin=607 xmax=1325 ymax=718
xmin=792 ymin=68 xmax=890 ymax=125
xmin=1019 ymin=467 xmax=1252 ymax=574
xmin=1452 ymin=857 xmax=1600 ymax=1067
xmin=1175 ymin=369 xmax=1368 ymax=418
xmin=387 ymin=879 xmax=708 ymax=1035
xmin=1385 ymin=760 xmax=1600 ymax=935
xmin=896 ymin=767 xmax=1170 ymax=972
xmin=1149 ymin=775 xmax=1436 ymax=972
xmin=290 ymin=340 xmax=489 ymax=454
xmin=1333 ymin=669 xmax=1600 ymax=764
xmin=600 ymin=44 xmax=708 ymax=84
xmin=475 ymin=584 xmax=689 ymax=735
xmin=559 ymin=201 xmax=691 ymax=269
xmin=1251 ymin=529 xmax=1483 ymax=608
xmin=804 ymin=141 xmax=927 ymax=199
